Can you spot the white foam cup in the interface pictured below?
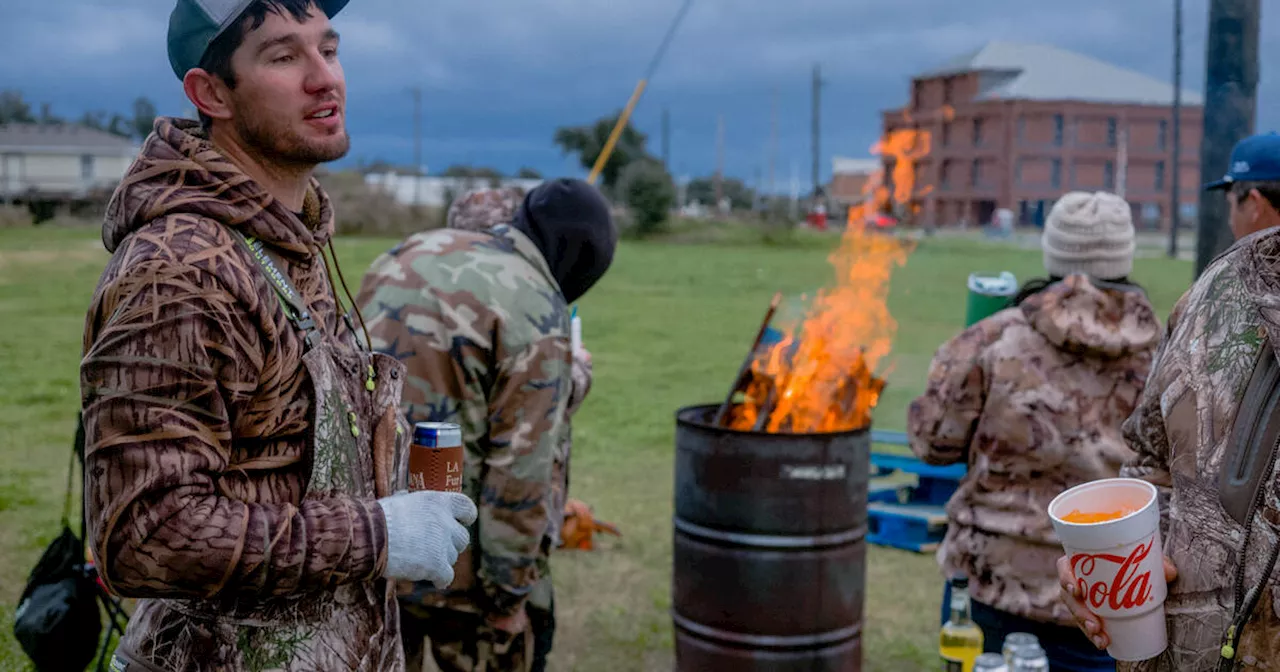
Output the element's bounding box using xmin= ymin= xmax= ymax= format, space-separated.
xmin=1048 ymin=478 xmax=1167 ymax=662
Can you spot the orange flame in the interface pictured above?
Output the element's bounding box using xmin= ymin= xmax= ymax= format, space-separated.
xmin=729 ymin=220 xmax=914 ymax=433
xmin=846 ymin=124 xmax=933 ymax=225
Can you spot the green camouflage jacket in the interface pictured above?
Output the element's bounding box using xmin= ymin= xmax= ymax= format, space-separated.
xmin=354 ymin=224 xmax=571 ymax=618
xmin=1119 ymin=226 xmax=1280 ymax=671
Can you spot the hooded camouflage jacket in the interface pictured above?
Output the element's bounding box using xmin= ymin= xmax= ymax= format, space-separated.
xmin=1119 ymin=227 xmax=1280 ymax=671
xmin=79 ymin=119 xmax=398 ymax=668
xmin=354 ymin=224 xmax=571 ymax=618
xmin=908 ymin=274 xmax=1160 ymax=626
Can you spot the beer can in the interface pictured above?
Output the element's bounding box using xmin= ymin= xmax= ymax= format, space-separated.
xmin=408 ymin=422 xmax=464 ymax=493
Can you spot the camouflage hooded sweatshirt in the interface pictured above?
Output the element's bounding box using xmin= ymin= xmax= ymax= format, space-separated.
xmin=907 ymin=274 xmax=1160 ymax=627
xmin=1119 ymin=227 xmax=1280 ymax=671
xmin=80 ymin=119 xmax=399 ymax=669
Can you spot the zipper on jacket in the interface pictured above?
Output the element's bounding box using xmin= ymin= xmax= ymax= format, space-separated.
xmin=1217 ymin=340 xmax=1280 ymax=670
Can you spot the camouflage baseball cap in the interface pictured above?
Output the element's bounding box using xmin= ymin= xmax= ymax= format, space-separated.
xmin=167 ymin=0 xmax=350 ymax=80
xmin=447 ymin=187 xmax=526 ymax=232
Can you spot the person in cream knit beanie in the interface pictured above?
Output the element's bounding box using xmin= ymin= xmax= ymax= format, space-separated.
xmin=1041 ymin=191 xmax=1135 ymax=280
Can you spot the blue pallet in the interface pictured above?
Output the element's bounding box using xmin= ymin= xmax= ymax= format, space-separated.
xmin=866 ymin=501 xmax=948 ymax=554
xmin=871 ymin=429 xmax=910 ymax=446
xmin=864 ymin=446 xmax=964 ymax=552
xmin=867 ymin=480 xmax=907 ymax=504
xmin=869 ymin=452 xmax=966 ymax=481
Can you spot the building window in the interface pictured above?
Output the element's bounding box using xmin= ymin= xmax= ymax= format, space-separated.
xmin=1104 ymin=161 xmax=1115 ymax=190
xmin=942 ymin=122 xmax=952 ymax=147
xmin=913 ymin=81 xmax=923 ymax=109
xmin=81 ymin=155 xmax=93 ymax=180
xmin=973 ymin=118 xmax=984 ymax=146
xmin=1158 ymin=120 xmax=1168 ymax=150
xmin=943 ymin=78 xmax=954 ymax=104
xmin=1054 ymin=115 xmax=1064 ymax=147
xmin=1107 ymin=118 xmax=1117 ymax=147
xmin=972 ymin=159 xmax=982 ymax=187
xmin=1155 ymin=161 xmax=1166 ymax=191
xmin=1051 ymin=159 xmax=1062 ymax=189
xmin=941 ymin=160 xmax=951 ymax=189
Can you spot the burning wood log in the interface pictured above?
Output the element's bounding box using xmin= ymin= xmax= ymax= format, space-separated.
xmin=751 ymin=383 xmax=779 ymax=433
xmin=714 ymin=217 xmax=912 ymax=435
xmin=713 ymin=292 xmax=783 ymax=427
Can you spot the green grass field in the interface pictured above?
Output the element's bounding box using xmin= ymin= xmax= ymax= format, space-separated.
xmin=0 ymin=223 xmax=1194 ymax=671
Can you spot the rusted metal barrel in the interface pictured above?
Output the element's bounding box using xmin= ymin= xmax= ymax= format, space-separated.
xmin=672 ymin=404 xmax=868 ymax=671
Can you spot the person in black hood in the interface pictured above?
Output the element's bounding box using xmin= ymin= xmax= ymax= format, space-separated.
xmin=511 ymin=178 xmax=618 ymax=304
xmin=354 ymin=177 xmax=617 ymax=672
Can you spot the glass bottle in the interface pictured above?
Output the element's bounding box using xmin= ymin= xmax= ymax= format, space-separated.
xmin=940 ymin=576 xmax=984 ymax=672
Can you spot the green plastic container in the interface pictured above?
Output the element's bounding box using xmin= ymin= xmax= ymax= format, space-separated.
xmin=965 ymin=272 xmax=1018 ymax=326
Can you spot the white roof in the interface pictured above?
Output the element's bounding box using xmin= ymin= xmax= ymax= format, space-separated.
xmin=921 ymin=41 xmax=1203 ymax=106
xmin=0 ymin=123 xmax=138 ymax=155
xmin=832 ymin=156 xmax=880 ymax=175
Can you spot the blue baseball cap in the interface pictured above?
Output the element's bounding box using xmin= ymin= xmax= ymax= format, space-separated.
xmin=1204 ymin=132 xmax=1280 ymax=191
xmin=167 ymin=0 xmax=350 ymax=80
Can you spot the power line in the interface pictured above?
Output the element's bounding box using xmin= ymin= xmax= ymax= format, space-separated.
xmin=409 ymin=86 xmax=422 ymax=205
xmin=1168 ymin=0 xmax=1183 ymax=258
xmin=811 ymin=64 xmax=824 ymax=198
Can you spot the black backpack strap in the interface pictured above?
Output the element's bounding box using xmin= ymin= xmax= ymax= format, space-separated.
xmin=64 ymin=409 xmax=85 ymax=540
xmin=229 ymin=230 xmax=322 ymax=351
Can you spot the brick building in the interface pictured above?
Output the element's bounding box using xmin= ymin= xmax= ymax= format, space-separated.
xmin=882 ymin=41 xmax=1203 ymax=230
xmin=828 ymin=156 xmax=879 ymax=211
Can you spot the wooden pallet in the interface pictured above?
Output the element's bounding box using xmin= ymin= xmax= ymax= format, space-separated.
xmin=866 ymin=501 xmax=947 ymax=553
xmin=865 ymin=429 xmax=965 ymax=553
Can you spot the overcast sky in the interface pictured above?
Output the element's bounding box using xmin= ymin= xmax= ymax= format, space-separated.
xmin=2 ymin=0 xmax=1276 ymax=187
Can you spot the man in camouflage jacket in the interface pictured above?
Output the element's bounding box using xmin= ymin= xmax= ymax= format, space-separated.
xmin=355 ymin=179 xmax=617 ymax=671
xmin=428 ymin=187 xmax=598 ymax=671
xmin=1059 ymin=134 xmax=1280 ymax=671
xmin=77 ymin=2 xmax=477 ymax=671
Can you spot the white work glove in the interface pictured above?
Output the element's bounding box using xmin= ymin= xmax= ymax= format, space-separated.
xmin=377 ymin=490 xmax=478 ymax=588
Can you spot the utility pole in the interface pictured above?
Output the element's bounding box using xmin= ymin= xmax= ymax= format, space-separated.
xmin=769 ymin=86 xmax=779 ymax=197
xmin=662 ymin=107 xmax=671 ymax=169
xmin=715 ymin=114 xmax=725 ymax=215
xmin=1116 ymin=126 xmax=1129 ymax=199
xmin=789 ymin=160 xmax=799 ymax=220
xmin=811 ymin=65 xmax=823 ymax=199
xmin=410 ymin=86 xmax=422 ymax=206
xmin=1169 ymin=0 xmax=1183 ymax=258
xmin=1196 ymin=0 xmax=1260 ymax=277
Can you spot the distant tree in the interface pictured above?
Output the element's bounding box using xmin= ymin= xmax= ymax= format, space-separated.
xmin=553 ymin=112 xmax=652 ymax=190
xmin=0 ymin=90 xmax=35 ymax=124
xmin=38 ymin=103 xmax=62 ymax=125
xmin=618 ymin=158 xmax=676 ymax=237
xmin=516 ymin=167 xmax=542 ymax=179
xmin=107 ymin=113 xmax=131 ymax=138
xmin=442 ymin=165 xmax=503 ymax=180
xmin=79 ymin=110 xmax=108 ymax=131
xmin=685 ymin=176 xmax=756 ymax=211
xmin=361 ymin=160 xmax=423 ymax=176
xmin=132 ymin=97 xmax=157 ymax=139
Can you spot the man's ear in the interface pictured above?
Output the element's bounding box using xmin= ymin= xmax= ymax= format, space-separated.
xmin=182 ymin=69 xmax=234 ymax=123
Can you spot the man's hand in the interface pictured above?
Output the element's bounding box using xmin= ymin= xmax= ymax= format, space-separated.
xmin=1057 ymin=553 xmax=1178 ymax=650
xmin=377 ymin=491 xmax=477 ymax=587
